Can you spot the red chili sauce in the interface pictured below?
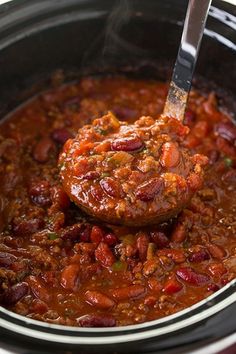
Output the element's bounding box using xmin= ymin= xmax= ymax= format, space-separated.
xmin=0 ymin=76 xmax=235 ymax=327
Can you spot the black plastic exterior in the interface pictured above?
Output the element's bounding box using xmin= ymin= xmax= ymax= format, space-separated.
xmin=0 ymin=1 xmax=235 ymax=353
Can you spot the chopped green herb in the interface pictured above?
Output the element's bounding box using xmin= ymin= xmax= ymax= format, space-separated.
xmin=101 ymin=172 xmax=110 ymax=178
xmin=48 ymin=232 xmax=58 ymax=240
xmin=94 ymin=127 xmax=107 ymax=136
xmin=112 ymin=260 xmax=127 ymax=272
xmin=224 ymin=157 xmax=233 ymax=167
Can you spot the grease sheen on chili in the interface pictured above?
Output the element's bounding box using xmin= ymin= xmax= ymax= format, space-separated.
xmin=0 ymin=75 xmax=235 ymax=327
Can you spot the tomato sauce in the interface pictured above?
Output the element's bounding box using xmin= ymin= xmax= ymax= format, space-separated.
xmin=0 ymin=75 xmax=235 ymax=327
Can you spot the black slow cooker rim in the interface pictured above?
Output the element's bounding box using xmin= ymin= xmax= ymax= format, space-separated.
xmin=0 ymin=0 xmax=235 ymax=347
xmin=0 ymin=279 xmax=235 ymax=344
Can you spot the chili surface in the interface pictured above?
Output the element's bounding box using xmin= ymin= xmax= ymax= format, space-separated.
xmin=0 ymin=75 xmax=235 ymax=327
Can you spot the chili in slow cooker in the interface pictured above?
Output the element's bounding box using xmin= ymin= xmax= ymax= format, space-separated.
xmin=0 ymin=75 xmax=235 ymax=327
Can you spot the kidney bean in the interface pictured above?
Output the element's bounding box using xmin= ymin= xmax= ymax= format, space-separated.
xmin=136 ymin=177 xmax=163 ymax=202
xmin=136 ymin=233 xmax=149 ymax=261
xmin=208 ymin=263 xmax=227 ymax=277
xmin=111 ymin=285 xmax=145 ymax=301
xmin=60 ymin=223 xmax=84 ymax=241
xmin=78 ymin=314 xmax=116 ymax=327
xmin=29 ymin=299 xmax=48 ymax=314
xmin=187 ymin=173 xmax=203 ymax=192
xmin=188 ymin=249 xmax=210 ymax=263
xmin=171 ymin=223 xmax=186 ymax=243
xmin=207 ymin=243 xmax=226 ymax=260
xmin=27 ymin=276 xmax=50 ymax=302
xmin=150 ymin=231 xmax=169 ymax=248
xmin=80 ymin=226 xmax=91 ymax=242
xmin=143 ymin=259 xmax=159 ymax=276
xmin=51 ymin=128 xmax=73 ymax=144
xmin=104 ymin=233 xmax=118 ymax=246
xmin=0 ymin=252 xmax=17 ymax=267
xmin=28 ymin=180 xmax=51 ymax=206
xmin=95 ymin=242 xmax=115 ymax=267
xmin=91 ymin=185 xmax=104 ymax=201
xmin=176 ymin=267 xmax=210 ymax=285
xmin=83 ymin=171 xmax=100 ymax=180
xmin=215 ymin=122 xmax=236 ymax=144
xmin=144 ymin=295 xmax=157 ymax=306
xmin=111 ymin=135 xmax=144 ymax=152
xmin=33 ymin=137 xmax=55 ymax=163
xmin=160 ymin=142 xmax=180 ymax=168
xmin=2 ymin=282 xmax=29 ymax=306
xmin=100 ymin=177 xmax=124 ymax=198
xmin=85 ymin=290 xmax=115 ymax=309
xmin=61 ymin=264 xmax=80 ymax=290
xmin=90 ymin=226 xmax=105 ymax=244
xmin=157 ymin=249 xmax=186 ymax=263
xmin=207 ymin=283 xmax=220 ymax=292
xmin=13 ymin=218 xmax=44 ymax=235
xmin=163 ymin=277 xmax=183 ymax=294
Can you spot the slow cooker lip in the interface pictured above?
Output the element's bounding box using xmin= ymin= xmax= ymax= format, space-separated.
xmin=0 ymin=279 xmax=235 ymax=344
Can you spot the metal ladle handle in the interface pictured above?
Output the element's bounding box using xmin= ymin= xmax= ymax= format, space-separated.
xmin=163 ymin=0 xmax=212 ymax=121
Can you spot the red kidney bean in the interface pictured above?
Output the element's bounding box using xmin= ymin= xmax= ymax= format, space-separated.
xmin=215 ymin=122 xmax=236 ymax=144
xmin=90 ymin=226 xmax=105 ymax=244
xmin=78 ymin=314 xmax=116 ymax=327
xmin=27 ymin=276 xmax=51 ymax=302
xmin=111 ymin=285 xmax=145 ymax=301
xmin=104 ymin=233 xmax=118 ymax=246
xmin=28 ymin=180 xmax=51 ymax=206
xmin=60 ymin=223 xmax=84 ymax=241
xmin=176 ymin=267 xmax=210 ymax=285
xmin=111 ymin=135 xmax=144 ymax=152
xmin=80 ymin=225 xmax=91 ymax=242
xmin=2 ymin=282 xmax=29 ymax=305
xmin=150 ymin=231 xmax=169 ymax=248
xmin=29 ymin=299 xmax=48 ymax=314
xmin=51 ymin=128 xmax=73 ymax=144
xmin=82 ymin=171 xmax=100 ymax=180
xmin=171 ymin=223 xmax=186 ymax=243
xmin=160 ymin=142 xmax=180 ymax=168
xmin=136 ymin=177 xmax=163 ymax=201
xmin=207 ymin=283 xmax=220 ymax=292
xmin=208 ymin=263 xmax=227 ymax=277
xmin=163 ymin=277 xmax=183 ymax=294
xmin=95 ymin=242 xmax=115 ymax=267
xmin=136 ymin=233 xmax=149 ymax=261
xmin=0 ymin=252 xmax=17 ymax=267
xmin=100 ymin=177 xmax=124 ymax=198
xmin=13 ymin=218 xmax=44 ymax=235
xmin=61 ymin=264 xmax=80 ymax=290
xmin=207 ymin=243 xmax=226 ymax=260
xmin=188 ymin=249 xmax=210 ymax=263
xmin=33 ymin=137 xmax=55 ymax=163
xmin=85 ymin=290 xmax=115 ymax=309
xmin=192 ymin=121 xmax=209 ymax=139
